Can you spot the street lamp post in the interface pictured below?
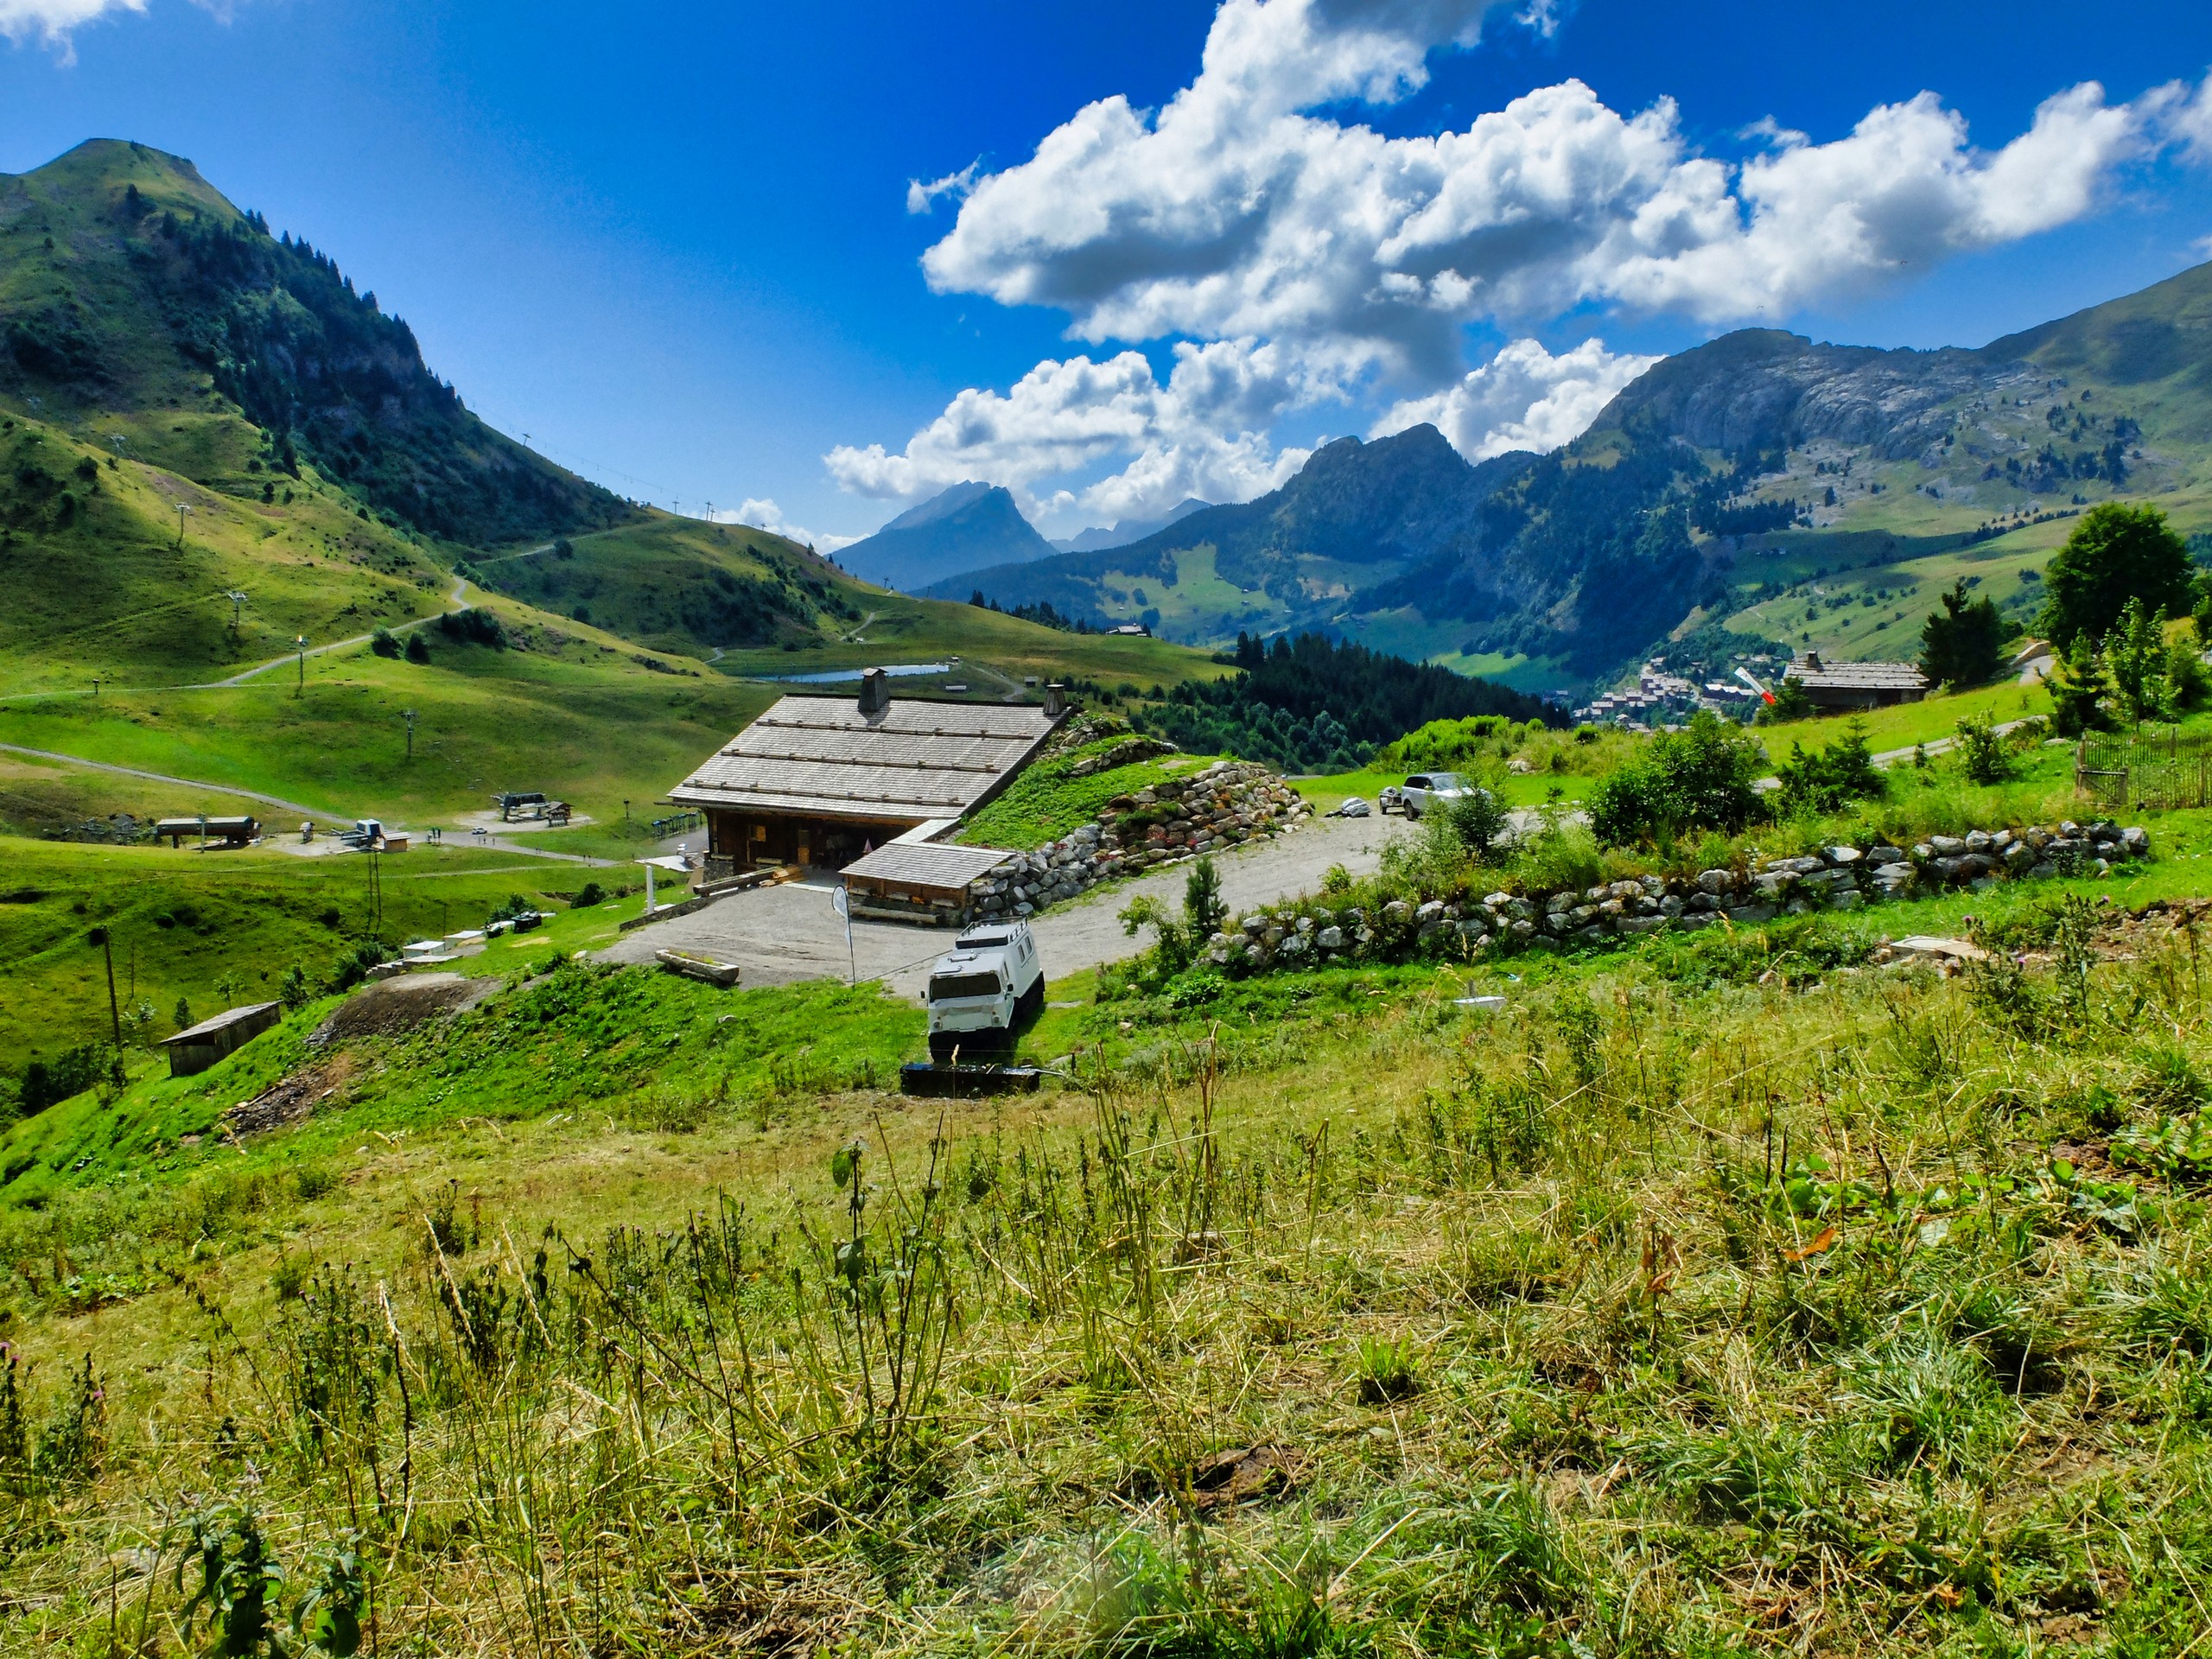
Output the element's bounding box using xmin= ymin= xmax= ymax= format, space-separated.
xmin=404 ymin=709 xmax=416 ymax=760
xmin=174 ymin=502 xmax=192 ymax=548
xmin=295 ymin=635 xmax=308 ymax=696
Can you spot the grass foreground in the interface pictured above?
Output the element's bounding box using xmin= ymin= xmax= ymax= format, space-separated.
xmin=0 ymin=839 xmax=2209 ymax=1653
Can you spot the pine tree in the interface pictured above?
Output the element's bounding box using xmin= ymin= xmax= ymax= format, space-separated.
xmin=2047 ymin=641 xmax=2115 ymax=737
xmin=1919 ymin=580 xmax=2005 ymax=689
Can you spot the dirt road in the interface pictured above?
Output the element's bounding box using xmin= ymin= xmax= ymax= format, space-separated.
xmin=599 ymin=810 xmax=1418 ymax=998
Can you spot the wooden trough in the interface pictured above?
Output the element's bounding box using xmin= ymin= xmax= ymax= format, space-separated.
xmin=655 ymin=948 xmax=741 ymax=988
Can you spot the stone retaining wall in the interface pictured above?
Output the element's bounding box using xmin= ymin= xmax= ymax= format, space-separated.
xmin=969 ymin=760 xmax=1310 ymax=920
xmin=1205 ymin=817 xmax=2149 ymax=972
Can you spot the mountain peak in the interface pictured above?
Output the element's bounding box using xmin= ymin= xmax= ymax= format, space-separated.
xmin=881 ymin=480 xmax=998 ymax=531
xmin=842 ymin=481 xmax=1055 ymax=591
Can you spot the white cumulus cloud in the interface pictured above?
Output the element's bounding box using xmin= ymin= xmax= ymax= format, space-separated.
xmin=823 ymin=338 xmax=1321 ymax=527
xmin=717 ymin=499 xmax=861 ymax=556
xmin=1372 ymin=335 xmax=1659 ymax=457
xmin=834 ymin=3 xmax=2212 ymax=537
xmin=925 ymin=0 xmax=2181 ymax=371
xmin=1 ymin=0 xmax=144 ymax=51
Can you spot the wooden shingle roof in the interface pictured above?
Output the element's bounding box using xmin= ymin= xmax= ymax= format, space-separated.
xmin=841 ymin=842 xmax=1016 ymax=892
xmin=670 ymin=696 xmax=1058 ymax=823
xmin=1785 ymin=659 xmax=1929 ymax=692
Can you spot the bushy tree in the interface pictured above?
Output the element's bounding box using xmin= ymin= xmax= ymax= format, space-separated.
xmin=2037 ymin=502 xmax=2192 ymax=652
xmin=1773 ymin=720 xmax=1884 ymax=816
xmin=369 ymin=627 xmax=400 ymax=659
xmin=2047 ymin=642 xmax=2115 ymax=738
xmin=1919 ymin=579 xmax=2006 ymax=688
xmin=1440 ymin=785 xmax=1513 ymax=862
xmin=1587 ymin=712 xmax=1769 ymax=845
xmin=2103 ymin=598 xmax=2174 ymax=728
xmin=438 ymin=608 xmax=506 ymax=650
xmin=1755 ymin=675 xmax=1814 ymax=724
xmin=1953 ymin=715 xmax=2012 ymax=785
xmin=404 ymin=632 xmax=430 ymax=664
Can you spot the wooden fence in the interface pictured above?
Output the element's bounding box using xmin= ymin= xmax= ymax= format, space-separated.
xmin=2076 ymin=730 xmax=2212 ymax=810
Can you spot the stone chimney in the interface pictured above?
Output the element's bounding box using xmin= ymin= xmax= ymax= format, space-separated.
xmin=1043 ymin=682 xmax=1068 ymax=718
xmin=858 ymin=667 xmax=891 ymax=716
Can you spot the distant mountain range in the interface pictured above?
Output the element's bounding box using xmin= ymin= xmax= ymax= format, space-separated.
xmin=839 ymin=484 xmax=1219 ymax=591
xmin=1052 ymin=498 xmax=1212 ymax=553
xmin=936 ymin=261 xmax=2212 ymax=688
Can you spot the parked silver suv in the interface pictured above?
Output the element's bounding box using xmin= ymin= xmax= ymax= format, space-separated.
xmin=1397 ymin=772 xmax=1472 ymax=820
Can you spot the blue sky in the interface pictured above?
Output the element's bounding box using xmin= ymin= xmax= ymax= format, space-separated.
xmin=5 ymin=0 xmax=2212 ymax=548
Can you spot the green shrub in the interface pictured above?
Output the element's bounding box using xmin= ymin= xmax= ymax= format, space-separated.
xmin=1953 ymin=715 xmax=2012 ymax=785
xmin=437 ymin=607 xmax=506 ymax=650
xmin=1773 ymin=719 xmax=1884 ymax=815
xmin=368 ymin=626 xmax=400 ymax=659
xmin=1586 ymin=713 xmax=1769 ymax=846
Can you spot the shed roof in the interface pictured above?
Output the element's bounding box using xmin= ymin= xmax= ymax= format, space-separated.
xmin=842 ymin=841 xmax=1016 ymax=892
xmin=161 ymin=1001 xmax=283 ymax=1046
xmin=1784 ymin=660 xmax=1929 ymax=691
xmin=670 ymin=695 xmax=1058 ymax=823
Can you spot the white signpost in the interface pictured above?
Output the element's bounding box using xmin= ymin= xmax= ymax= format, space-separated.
xmin=831 ymin=884 xmax=855 ymax=984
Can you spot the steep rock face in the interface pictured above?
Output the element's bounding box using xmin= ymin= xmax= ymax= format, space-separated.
xmin=1590 ymin=329 xmax=2017 ymax=462
xmin=841 ymin=482 xmax=1058 ymax=592
xmin=0 ymin=139 xmax=626 ymax=545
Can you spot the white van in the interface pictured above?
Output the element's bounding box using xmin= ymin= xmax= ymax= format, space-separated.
xmin=925 ymin=920 xmax=1044 ymax=1062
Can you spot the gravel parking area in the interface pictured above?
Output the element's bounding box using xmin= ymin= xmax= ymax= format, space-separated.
xmin=598 ymin=810 xmax=1418 ymax=1000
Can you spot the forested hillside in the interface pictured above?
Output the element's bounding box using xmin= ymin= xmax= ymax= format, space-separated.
xmin=1 ymin=139 xmax=628 ymax=545
xmin=1135 ymin=629 xmax=1560 ymax=772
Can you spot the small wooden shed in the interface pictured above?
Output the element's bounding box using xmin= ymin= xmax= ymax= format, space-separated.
xmin=159 ymin=1001 xmax=283 ymax=1078
xmin=154 ymin=815 xmax=260 ymax=848
xmin=841 ymin=841 xmax=1017 ymax=925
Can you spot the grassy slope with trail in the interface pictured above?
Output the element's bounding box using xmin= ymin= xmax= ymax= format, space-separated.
xmin=0 ymin=832 xmax=2209 ymax=1649
xmin=0 ymin=834 xmax=658 ymax=1067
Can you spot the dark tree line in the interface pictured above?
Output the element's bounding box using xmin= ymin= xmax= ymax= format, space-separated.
xmin=1135 ymin=631 xmax=1561 ymax=774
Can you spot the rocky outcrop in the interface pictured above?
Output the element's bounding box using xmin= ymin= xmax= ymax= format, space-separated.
xmin=968 ymin=761 xmax=1309 ymax=919
xmin=1205 ymin=818 xmax=2149 ymax=973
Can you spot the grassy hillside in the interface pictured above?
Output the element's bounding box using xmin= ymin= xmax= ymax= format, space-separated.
xmin=0 ymin=632 xmax=778 ymax=823
xmin=2 ymin=139 xmax=626 ymax=543
xmin=0 ymin=408 xmax=465 ymax=694
xmin=0 ymin=836 xmax=655 ymax=1072
xmin=0 ymin=833 xmax=2209 ymax=1649
xmin=470 ymin=518 xmax=865 ymax=657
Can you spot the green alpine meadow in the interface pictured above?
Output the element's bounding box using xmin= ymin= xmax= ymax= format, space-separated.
xmin=10 ymin=4 xmax=2212 ymax=1652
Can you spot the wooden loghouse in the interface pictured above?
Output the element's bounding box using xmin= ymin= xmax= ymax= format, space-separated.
xmin=1783 ymin=652 xmax=1929 ymax=711
xmin=671 ymin=670 xmax=1061 ymax=878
